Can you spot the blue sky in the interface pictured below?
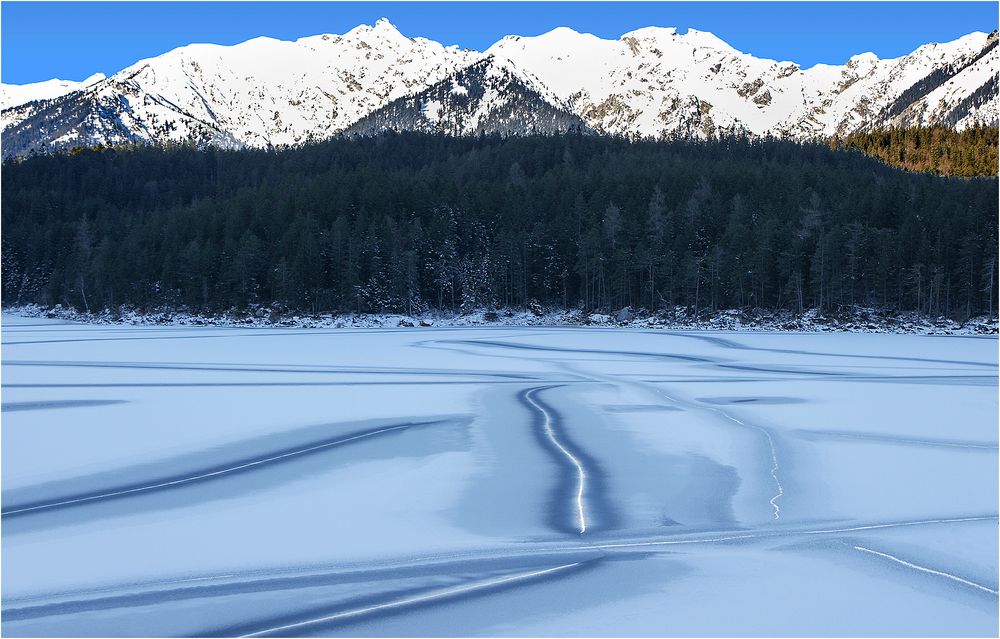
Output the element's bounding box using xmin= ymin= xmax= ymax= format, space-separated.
xmin=3 ymin=2 xmax=997 ymax=84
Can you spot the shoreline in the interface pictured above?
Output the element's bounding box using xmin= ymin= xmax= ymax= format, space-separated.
xmin=4 ymin=304 xmax=996 ymax=336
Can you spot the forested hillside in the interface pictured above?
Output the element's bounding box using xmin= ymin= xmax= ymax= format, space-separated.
xmin=836 ymin=126 xmax=998 ymax=176
xmin=2 ymin=134 xmax=997 ymax=319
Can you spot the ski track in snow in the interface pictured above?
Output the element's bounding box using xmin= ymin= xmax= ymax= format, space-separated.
xmin=2 ymin=319 xmax=996 ymax=635
xmin=634 ymin=372 xmax=785 ymax=521
xmin=513 ymin=347 xmax=786 ymax=522
xmin=523 ymin=387 xmax=589 ymax=534
xmin=2 ymin=419 xmax=452 ymax=518
xmin=5 ymin=514 xmax=996 ymax=627
xmin=852 ymin=545 xmax=998 ymax=595
xmin=703 ymin=403 xmax=784 ymax=519
xmin=434 ymin=340 xmax=792 ymax=519
xmin=238 ymin=562 xmax=584 ymax=637
xmin=6 ymin=515 xmax=996 ymax=625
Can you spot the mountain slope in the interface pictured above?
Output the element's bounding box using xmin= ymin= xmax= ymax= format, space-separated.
xmin=487 ymin=26 xmax=998 ymax=139
xmin=0 ymin=73 xmax=106 ymax=110
xmin=343 ymin=57 xmax=589 ymax=137
xmin=2 ymin=19 xmax=477 ymax=157
xmin=875 ymin=31 xmax=999 ymax=129
xmin=2 ymin=21 xmax=997 ymax=158
xmin=0 ymin=73 xmax=107 ymax=140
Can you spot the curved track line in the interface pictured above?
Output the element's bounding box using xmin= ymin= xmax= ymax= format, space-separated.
xmin=794 ymin=428 xmax=999 ymax=450
xmin=801 ymin=516 xmax=996 ymax=534
xmin=4 ymin=516 xmax=994 ymax=618
xmin=3 ymin=420 xmax=444 ymax=517
xmin=524 ymin=387 xmax=588 ymax=534
xmin=557 ymin=358 xmax=785 ymax=522
xmin=705 ymin=405 xmax=783 ymax=520
xmin=2 ymin=359 xmax=536 ymax=380
xmin=662 ymin=331 xmax=998 ymax=369
xmin=640 ymin=374 xmax=784 ymax=520
xmin=559 ymin=516 xmax=1000 ymax=552
xmin=853 ymin=545 xmax=998 ymax=595
xmin=240 ymin=562 xmax=582 ymax=637
xmin=2 ymin=381 xmax=548 ymax=389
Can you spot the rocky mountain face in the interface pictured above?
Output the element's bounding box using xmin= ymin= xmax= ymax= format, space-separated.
xmin=2 ymin=20 xmax=996 ymax=158
xmin=2 ymin=19 xmax=476 ymax=157
xmin=874 ymin=31 xmax=998 ymax=129
xmin=487 ymin=26 xmax=997 ymax=139
xmin=342 ymin=57 xmax=589 ymax=137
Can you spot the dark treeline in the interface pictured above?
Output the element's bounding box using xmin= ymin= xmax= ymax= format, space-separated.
xmin=2 ymin=133 xmax=997 ymax=319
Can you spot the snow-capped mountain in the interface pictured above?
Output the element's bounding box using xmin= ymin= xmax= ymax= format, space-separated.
xmin=343 ymin=56 xmax=589 ymax=137
xmin=1 ymin=73 xmax=106 ymax=110
xmin=875 ymin=31 xmax=998 ymax=129
xmin=2 ymin=19 xmax=477 ymax=157
xmin=487 ymin=25 xmax=997 ymax=138
xmin=2 ymin=20 xmax=996 ymax=158
xmin=0 ymin=73 xmax=107 ymax=137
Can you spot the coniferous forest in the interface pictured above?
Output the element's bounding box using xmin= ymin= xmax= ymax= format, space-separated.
xmin=835 ymin=126 xmax=998 ymax=177
xmin=2 ymin=133 xmax=997 ymax=319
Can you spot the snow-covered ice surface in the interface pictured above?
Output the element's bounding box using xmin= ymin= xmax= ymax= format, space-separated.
xmin=2 ymin=313 xmax=997 ymax=636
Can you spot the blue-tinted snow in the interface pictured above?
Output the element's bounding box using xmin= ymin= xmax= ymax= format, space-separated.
xmin=2 ymin=313 xmax=996 ymax=636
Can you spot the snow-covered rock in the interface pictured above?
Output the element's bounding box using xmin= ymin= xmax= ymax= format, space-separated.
xmin=343 ymin=56 xmax=588 ymax=137
xmin=2 ymin=19 xmax=477 ymax=156
xmin=0 ymin=73 xmax=105 ymax=110
xmin=2 ymin=21 xmax=996 ymax=158
xmin=4 ymin=303 xmax=997 ymax=335
xmin=488 ymin=26 xmax=998 ymax=139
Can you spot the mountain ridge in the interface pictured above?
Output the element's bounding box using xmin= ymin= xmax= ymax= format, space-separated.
xmin=2 ymin=19 xmax=996 ymax=157
xmin=342 ymin=56 xmax=591 ymax=137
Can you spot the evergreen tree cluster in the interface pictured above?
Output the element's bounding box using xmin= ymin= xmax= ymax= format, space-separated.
xmin=834 ymin=126 xmax=998 ymax=177
xmin=2 ymin=133 xmax=997 ymax=319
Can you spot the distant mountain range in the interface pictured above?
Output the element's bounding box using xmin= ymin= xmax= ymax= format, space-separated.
xmin=1 ymin=19 xmax=996 ymax=158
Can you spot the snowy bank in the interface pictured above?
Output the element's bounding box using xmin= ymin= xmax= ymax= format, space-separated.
xmin=4 ymin=304 xmax=996 ymax=335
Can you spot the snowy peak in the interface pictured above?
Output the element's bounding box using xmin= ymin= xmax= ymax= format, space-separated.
xmin=2 ymin=20 xmax=479 ymax=157
xmin=342 ymin=56 xmax=589 ymax=137
xmin=848 ymin=52 xmax=880 ymax=64
xmin=621 ymin=26 xmax=737 ymax=55
xmin=621 ymin=26 xmax=678 ymax=39
xmin=0 ymin=73 xmax=106 ymax=110
xmin=341 ymin=17 xmax=413 ymax=47
xmin=2 ymin=23 xmax=997 ymax=158
xmin=873 ymin=30 xmax=999 ymax=130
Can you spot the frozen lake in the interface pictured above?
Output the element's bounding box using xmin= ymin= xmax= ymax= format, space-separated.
xmin=2 ymin=314 xmax=997 ymax=636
